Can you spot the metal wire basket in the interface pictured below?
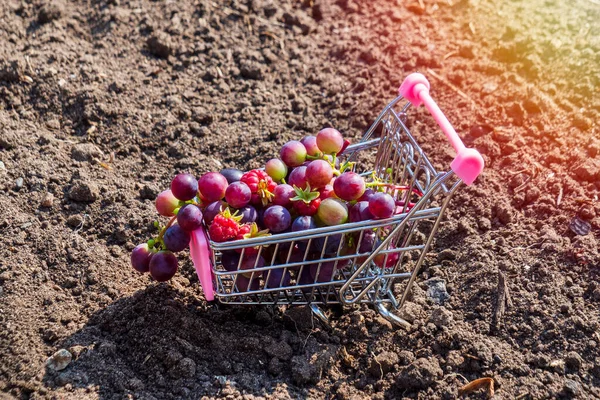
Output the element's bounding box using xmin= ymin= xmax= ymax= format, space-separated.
xmin=205 ymin=73 xmax=483 ymax=327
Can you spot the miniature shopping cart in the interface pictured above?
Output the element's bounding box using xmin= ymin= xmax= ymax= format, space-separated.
xmin=191 ymin=73 xmax=484 ymax=328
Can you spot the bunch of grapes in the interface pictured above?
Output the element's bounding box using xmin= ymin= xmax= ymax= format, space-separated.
xmin=131 ymin=127 xmax=421 ymax=285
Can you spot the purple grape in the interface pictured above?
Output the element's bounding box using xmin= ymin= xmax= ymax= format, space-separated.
xmin=349 ymin=201 xmax=374 ymax=223
xmin=357 ymin=230 xmax=377 ymax=253
xmin=171 ymin=173 xmax=198 ymax=201
xmin=263 ymin=268 xmax=291 ymax=288
xmin=198 ymin=172 xmax=228 ymax=202
xmin=333 ymin=171 xmax=366 ymax=201
xmin=203 ymin=201 xmax=225 ymax=224
xmin=315 ymin=233 xmax=343 ymax=255
xmin=225 ymin=181 xmax=251 ymax=209
xmin=220 ymin=168 xmax=244 ymax=184
xmin=309 ymin=261 xmax=336 ymax=282
xmin=280 ymin=140 xmax=307 ymax=167
xmin=131 ymin=243 xmax=153 ymax=273
xmin=256 ymin=207 xmax=266 ymax=229
xmin=288 ymin=166 xmax=308 ymax=190
xmin=163 ymin=224 xmax=190 ymax=252
xmin=358 ymin=188 xmax=375 ymax=202
xmin=368 ymin=192 xmax=395 ymax=219
xmin=273 ymin=184 xmax=296 ymax=208
xmin=149 ymin=251 xmax=178 ymax=282
xmin=176 ymin=204 xmax=203 ymax=232
xmin=298 ymin=266 xmax=315 ymax=293
xmin=306 ymin=160 xmax=334 ymax=189
xmin=292 ymin=216 xmax=317 ymax=251
xmin=300 ymin=135 xmax=322 ymax=157
xmin=239 ymin=205 xmax=258 ymax=224
xmin=263 ymin=205 xmax=291 ymax=233
xmin=221 ymin=251 xmax=241 ymax=272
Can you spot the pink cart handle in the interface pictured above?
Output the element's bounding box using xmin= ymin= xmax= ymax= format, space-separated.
xmin=398 ymin=73 xmax=484 ymax=185
xmin=189 ymin=227 xmax=214 ymax=301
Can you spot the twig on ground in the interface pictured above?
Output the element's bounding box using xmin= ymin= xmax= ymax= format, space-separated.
xmin=491 ymin=270 xmax=512 ymax=332
xmin=426 ymin=68 xmax=476 ymax=108
xmin=458 ymin=377 xmax=494 ymax=398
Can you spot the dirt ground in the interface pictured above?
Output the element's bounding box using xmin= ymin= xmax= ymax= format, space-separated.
xmin=1 ymin=0 xmax=599 ymax=399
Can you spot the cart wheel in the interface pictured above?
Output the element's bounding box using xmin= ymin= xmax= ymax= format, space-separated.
xmin=376 ymin=303 xmax=410 ymax=329
xmin=309 ymin=304 xmax=331 ymax=329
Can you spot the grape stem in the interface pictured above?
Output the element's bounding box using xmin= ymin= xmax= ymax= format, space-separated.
xmin=366 ymin=182 xmax=423 ymax=197
xmin=157 ymin=215 xmax=177 ymax=246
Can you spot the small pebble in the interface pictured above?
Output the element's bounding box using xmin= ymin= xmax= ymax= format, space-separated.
xmin=15 ymin=177 xmax=24 ymax=189
xmin=46 ymin=349 xmax=72 ymax=371
xmin=0 ymin=161 xmax=5 ymax=170
xmin=41 ymin=192 xmax=54 ymax=207
xmin=564 ymin=379 xmax=580 ymax=396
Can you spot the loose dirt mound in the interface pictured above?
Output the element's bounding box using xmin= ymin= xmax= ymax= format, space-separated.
xmin=1 ymin=0 xmax=598 ymax=399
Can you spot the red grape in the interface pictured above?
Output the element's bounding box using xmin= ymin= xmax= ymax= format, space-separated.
xmin=333 ymin=172 xmax=365 ymax=201
xmin=280 ymin=140 xmax=307 ymax=167
xmin=317 ymin=198 xmax=348 ymax=226
xmin=198 ymin=172 xmax=228 ymax=202
xmin=131 ymin=243 xmax=153 ymax=273
xmin=171 ymin=173 xmax=198 ymax=201
xmin=225 ymin=181 xmax=251 ymax=208
xmin=368 ymin=192 xmax=395 ymax=219
xmin=149 ymin=251 xmax=178 ymax=282
xmin=263 ymin=205 xmax=292 ymax=233
xmin=177 ymin=204 xmax=203 ymax=232
xmin=240 ymin=254 xmax=265 ymax=278
xmin=374 ymin=244 xmax=399 ymax=269
xmin=235 ymin=275 xmax=260 ymax=291
xmin=273 ymin=184 xmax=295 ymax=207
xmin=265 ymin=159 xmax=288 ymax=182
xmin=155 ymin=189 xmax=179 ymax=217
xmin=318 ymin=184 xmax=336 ymax=199
xmin=316 ymin=128 xmax=344 ymax=154
xmin=300 ymin=135 xmax=322 ymax=157
xmin=288 ymin=166 xmax=308 ymax=190
xmin=163 ymin=224 xmax=190 ymax=252
xmin=306 ymin=160 xmax=334 ymax=189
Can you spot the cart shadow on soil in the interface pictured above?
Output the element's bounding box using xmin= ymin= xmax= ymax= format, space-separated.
xmin=41 ymin=283 xmax=342 ymax=399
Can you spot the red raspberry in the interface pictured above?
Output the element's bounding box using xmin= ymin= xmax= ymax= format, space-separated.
xmin=241 ymin=169 xmax=277 ymax=207
xmin=291 ymin=184 xmax=321 ymax=216
xmin=293 ymin=197 xmax=321 ymax=216
xmin=208 ymin=209 xmax=241 ymax=242
xmin=236 ymin=224 xmax=252 ymax=241
xmin=235 ymin=223 xmax=270 ymax=256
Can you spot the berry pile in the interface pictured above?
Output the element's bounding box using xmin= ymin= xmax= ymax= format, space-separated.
xmin=131 ymin=128 xmax=421 ymax=284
